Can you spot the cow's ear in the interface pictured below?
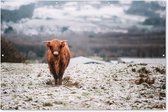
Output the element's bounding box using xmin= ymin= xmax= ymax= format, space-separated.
xmin=61 ymin=41 xmax=67 ymax=48
xmin=43 ymin=41 xmax=51 ymax=48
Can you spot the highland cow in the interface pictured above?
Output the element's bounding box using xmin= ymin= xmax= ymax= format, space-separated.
xmin=44 ymin=39 xmax=70 ymax=85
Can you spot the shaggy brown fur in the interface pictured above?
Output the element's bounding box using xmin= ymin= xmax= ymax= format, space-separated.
xmin=44 ymin=39 xmax=70 ymax=85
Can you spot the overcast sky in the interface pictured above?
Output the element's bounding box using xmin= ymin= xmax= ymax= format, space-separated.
xmin=1 ymin=0 xmax=166 ymax=35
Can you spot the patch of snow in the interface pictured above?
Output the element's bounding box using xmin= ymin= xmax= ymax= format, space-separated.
xmin=118 ymin=58 xmax=166 ymax=65
xmin=70 ymin=56 xmax=109 ymax=65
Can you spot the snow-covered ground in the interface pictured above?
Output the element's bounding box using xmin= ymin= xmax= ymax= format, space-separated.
xmin=1 ymin=63 xmax=166 ymax=110
xmin=118 ymin=58 xmax=166 ymax=65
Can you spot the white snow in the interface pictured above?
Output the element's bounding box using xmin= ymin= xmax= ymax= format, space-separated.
xmin=118 ymin=58 xmax=166 ymax=65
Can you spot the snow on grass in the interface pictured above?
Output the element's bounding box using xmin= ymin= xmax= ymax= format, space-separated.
xmin=1 ymin=63 xmax=166 ymax=110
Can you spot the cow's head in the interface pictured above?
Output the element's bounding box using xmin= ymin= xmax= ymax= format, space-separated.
xmin=44 ymin=39 xmax=67 ymax=57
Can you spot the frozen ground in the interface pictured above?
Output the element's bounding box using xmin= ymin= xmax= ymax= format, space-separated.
xmin=1 ymin=63 xmax=166 ymax=110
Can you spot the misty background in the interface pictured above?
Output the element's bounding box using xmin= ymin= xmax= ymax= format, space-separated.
xmin=1 ymin=0 xmax=166 ymax=63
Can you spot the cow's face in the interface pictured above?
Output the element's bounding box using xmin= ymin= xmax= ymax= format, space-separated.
xmin=44 ymin=40 xmax=66 ymax=57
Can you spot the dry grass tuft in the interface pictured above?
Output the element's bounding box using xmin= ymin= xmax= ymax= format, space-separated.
xmin=155 ymin=67 xmax=165 ymax=74
xmin=63 ymin=76 xmax=80 ymax=88
xmin=137 ymin=67 xmax=150 ymax=74
xmin=43 ymin=102 xmax=53 ymax=106
xmin=46 ymin=79 xmax=53 ymax=85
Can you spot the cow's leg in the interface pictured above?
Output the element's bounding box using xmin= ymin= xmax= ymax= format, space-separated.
xmin=51 ymin=72 xmax=58 ymax=86
xmin=58 ymin=75 xmax=63 ymax=85
xmin=48 ymin=62 xmax=58 ymax=86
xmin=58 ymin=71 xmax=64 ymax=85
xmin=57 ymin=62 xmax=64 ymax=85
xmin=53 ymin=74 xmax=59 ymax=85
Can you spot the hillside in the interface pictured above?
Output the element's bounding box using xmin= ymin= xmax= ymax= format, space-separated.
xmin=1 ymin=63 xmax=166 ymax=110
